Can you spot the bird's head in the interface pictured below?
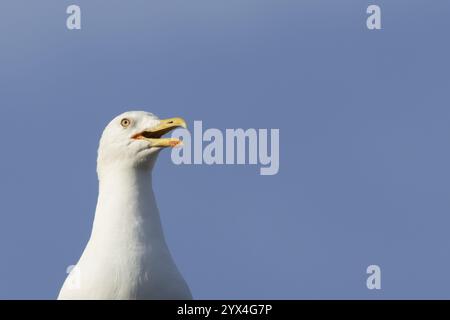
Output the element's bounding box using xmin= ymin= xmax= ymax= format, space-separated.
xmin=97 ymin=111 xmax=187 ymax=173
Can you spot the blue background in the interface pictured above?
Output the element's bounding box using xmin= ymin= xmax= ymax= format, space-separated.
xmin=1 ymin=0 xmax=450 ymax=299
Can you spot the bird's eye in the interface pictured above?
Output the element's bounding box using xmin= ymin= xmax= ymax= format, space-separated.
xmin=120 ymin=118 xmax=131 ymax=128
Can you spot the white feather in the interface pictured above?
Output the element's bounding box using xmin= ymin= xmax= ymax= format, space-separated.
xmin=58 ymin=111 xmax=192 ymax=300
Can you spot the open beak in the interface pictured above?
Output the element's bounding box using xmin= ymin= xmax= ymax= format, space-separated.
xmin=132 ymin=117 xmax=187 ymax=148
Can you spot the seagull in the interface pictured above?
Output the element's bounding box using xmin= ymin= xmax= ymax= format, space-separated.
xmin=58 ymin=111 xmax=193 ymax=300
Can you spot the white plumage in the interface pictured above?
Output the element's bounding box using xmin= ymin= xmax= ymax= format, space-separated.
xmin=58 ymin=111 xmax=192 ymax=300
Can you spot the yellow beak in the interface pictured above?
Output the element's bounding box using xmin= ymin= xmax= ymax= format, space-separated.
xmin=132 ymin=117 xmax=187 ymax=148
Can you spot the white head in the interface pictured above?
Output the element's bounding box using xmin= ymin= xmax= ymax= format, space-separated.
xmin=97 ymin=111 xmax=186 ymax=175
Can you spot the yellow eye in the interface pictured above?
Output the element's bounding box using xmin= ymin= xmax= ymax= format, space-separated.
xmin=120 ymin=118 xmax=131 ymax=128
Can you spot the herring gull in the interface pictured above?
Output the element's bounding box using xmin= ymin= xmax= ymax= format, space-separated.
xmin=58 ymin=111 xmax=192 ymax=300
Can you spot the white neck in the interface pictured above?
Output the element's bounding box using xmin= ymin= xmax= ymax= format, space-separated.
xmin=90 ymin=163 xmax=166 ymax=249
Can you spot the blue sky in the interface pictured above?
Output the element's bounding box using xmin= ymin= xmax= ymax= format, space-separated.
xmin=1 ymin=0 xmax=450 ymax=299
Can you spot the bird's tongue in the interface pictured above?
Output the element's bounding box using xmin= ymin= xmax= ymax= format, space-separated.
xmin=134 ymin=135 xmax=182 ymax=148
